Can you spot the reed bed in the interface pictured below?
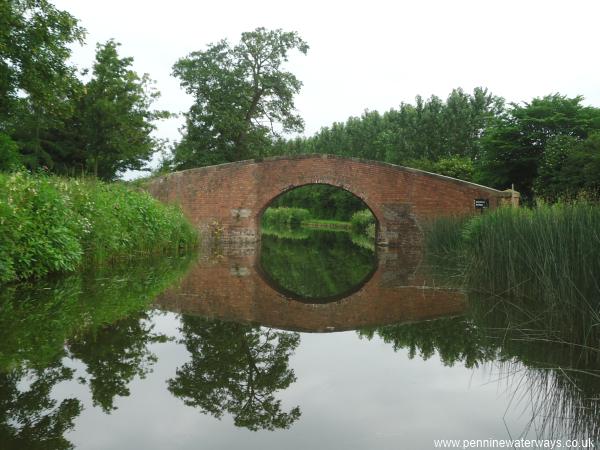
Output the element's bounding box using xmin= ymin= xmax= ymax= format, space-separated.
xmin=425 ymin=204 xmax=600 ymax=307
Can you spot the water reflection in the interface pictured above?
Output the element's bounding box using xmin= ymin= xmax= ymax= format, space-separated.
xmin=155 ymin=236 xmax=465 ymax=332
xmin=0 ymin=231 xmax=599 ymax=447
xmin=168 ymin=316 xmax=300 ymax=431
xmin=0 ymin=364 xmax=81 ymax=450
xmin=259 ymin=228 xmax=377 ymax=303
xmin=359 ymin=298 xmax=600 ymax=439
xmin=68 ymin=312 xmax=167 ymax=413
xmin=0 ymin=256 xmax=194 ymax=449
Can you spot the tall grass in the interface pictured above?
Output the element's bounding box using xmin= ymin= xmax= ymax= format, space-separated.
xmin=424 ymin=203 xmax=600 ymax=338
xmin=0 ymin=172 xmax=198 ymax=284
xmin=464 ymin=203 xmax=600 ymax=308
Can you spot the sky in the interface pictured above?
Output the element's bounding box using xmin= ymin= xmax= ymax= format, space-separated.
xmin=53 ymin=0 xmax=600 ymax=176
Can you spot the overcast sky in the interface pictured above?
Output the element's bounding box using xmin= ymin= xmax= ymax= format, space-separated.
xmin=53 ymin=0 xmax=600 ymax=175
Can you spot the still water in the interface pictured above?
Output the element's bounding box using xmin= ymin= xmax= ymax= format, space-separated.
xmin=1 ymin=229 xmax=598 ymax=449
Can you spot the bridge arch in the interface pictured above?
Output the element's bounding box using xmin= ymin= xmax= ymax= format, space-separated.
xmin=146 ymin=154 xmax=515 ymax=246
xmin=257 ymin=181 xmax=381 ymax=239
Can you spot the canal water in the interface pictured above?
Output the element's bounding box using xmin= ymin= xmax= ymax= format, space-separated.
xmin=1 ymin=228 xmax=598 ymax=449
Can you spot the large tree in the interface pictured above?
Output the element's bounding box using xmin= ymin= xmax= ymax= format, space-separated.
xmin=475 ymin=94 xmax=600 ymax=199
xmin=170 ymin=27 xmax=309 ymax=168
xmin=0 ymin=0 xmax=85 ymax=170
xmin=76 ymin=40 xmax=167 ymax=180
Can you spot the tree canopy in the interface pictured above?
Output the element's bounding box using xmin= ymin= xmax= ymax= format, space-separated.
xmin=170 ymin=27 xmax=308 ymax=169
xmin=75 ymin=40 xmax=167 ymax=180
xmin=0 ymin=0 xmax=85 ymax=170
xmin=475 ymin=94 xmax=600 ymax=199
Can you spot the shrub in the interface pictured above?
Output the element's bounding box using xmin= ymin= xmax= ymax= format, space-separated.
xmin=350 ymin=209 xmax=375 ymax=235
xmin=261 ymin=207 xmax=311 ymax=228
xmin=0 ymin=172 xmax=198 ymax=284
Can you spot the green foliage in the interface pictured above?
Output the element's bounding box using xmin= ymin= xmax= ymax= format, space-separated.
xmin=425 ymin=203 xmax=600 ymax=337
xmin=422 ymin=215 xmax=469 ymax=261
xmin=431 ymin=155 xmax=474 ymax=181
xmin=268 ymin=184 xmax=367 ymax=220
xmin=350 ymin=209 xmax=375 ymax=235
xmin=168 ymin=316 xmax=301 ymax=431
xmin=75 ymin=40 xmax=168 ymax=180
xmin=0 ymin=172 xmax=83 ymax=283
xmin=534 ymin=133 xmax=600 ymax=201
xmin=1 ymin=5 xmax=167 ymax=178
xmin=269 ymin=87 xmax=503 ymax=165
xmin=0 ymin=172 xmax=197 ymax=284
xmin=0 ymin=134 xmax=21 ymax=171
xmin=170 ymin=28 xmax=308 ymax=169
xmin=463 ymin=204 xmax=600 ymax=315
xmin=0 ymin=0 xmax=85 ymax=172
xmin=476 ymin=94 xmax=600 ymax=199
xmin=261 ymin=207 xmax=311 ymax=228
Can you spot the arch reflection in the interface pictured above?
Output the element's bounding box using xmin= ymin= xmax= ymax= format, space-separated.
xmin=258 ymin=229 xmax=378 ymax=304
xmin=154 ymin=219 xmax=465 ymax=333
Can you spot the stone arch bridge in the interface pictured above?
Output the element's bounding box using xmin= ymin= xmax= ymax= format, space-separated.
xmin=147 ymin=154 xmax=517 ymax=246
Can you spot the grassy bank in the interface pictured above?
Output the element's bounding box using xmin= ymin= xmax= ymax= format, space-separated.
xmin=261 ymin=207 xmax=311 ymax=228
xmin=0 ymin=172 xmax=198 ymax=284
xmin=262 ymin=207 xmax=377 ymax=235
xmin=302 ymin=219 xmax=351 ymax=230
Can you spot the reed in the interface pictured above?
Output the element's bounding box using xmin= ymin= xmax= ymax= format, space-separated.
xmin=424 ymin=202 xmax=600 ymax=337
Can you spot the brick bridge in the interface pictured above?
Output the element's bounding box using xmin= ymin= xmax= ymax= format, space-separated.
xmin=154 ymin=243 xmax=466 ymax=332
xmin=147 ymin=154 xmax=517 ymax=246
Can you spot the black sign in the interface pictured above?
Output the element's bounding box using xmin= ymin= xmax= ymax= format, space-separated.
xmin=474 ymin=198 xmax=489 ymax=209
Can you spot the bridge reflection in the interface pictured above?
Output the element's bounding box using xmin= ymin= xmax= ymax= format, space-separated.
xmin=154 ymin=239 xmax=466 ymax=332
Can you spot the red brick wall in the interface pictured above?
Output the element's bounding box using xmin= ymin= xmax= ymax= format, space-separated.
xmin=147 ymin=155 xmax=512 ymax=246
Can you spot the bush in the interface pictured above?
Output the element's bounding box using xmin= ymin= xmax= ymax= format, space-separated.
xmin=261 ymin=207 xmax=311 ymax=228
xmin=0 ymin=133 xmax=22 ymax=172
xmin=0 ymin=172 xmax=198 ymax=284
xmin=350 ymin=209 xmax=375 ymax=235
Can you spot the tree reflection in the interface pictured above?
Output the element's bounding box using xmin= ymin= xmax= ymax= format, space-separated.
xmin=68 ymin=312 xmax=167 ymax=413
xmin=168 ymin=316 xmax=301 ymax=431
xmin=0 ymin=364 xmax=81 ymax=450
xmin=359 ymin=299 xmax=600 ymax=440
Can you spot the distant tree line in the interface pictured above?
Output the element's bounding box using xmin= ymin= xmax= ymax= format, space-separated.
xmin=163 ymin=26 xmax=600 ymax=203
xmin=265 ymin=91 xmax=600 ymax=202
xmin=2 ymin=1 xmax=599 ymax=202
